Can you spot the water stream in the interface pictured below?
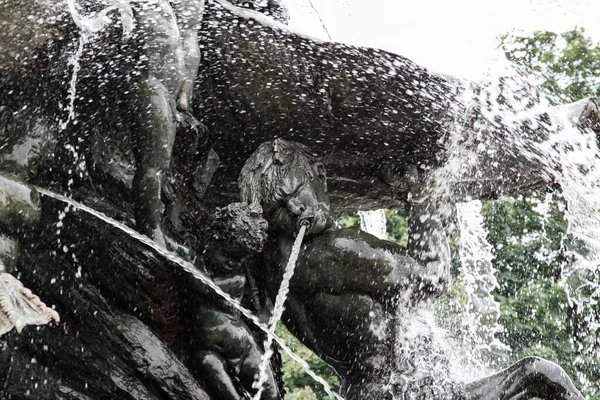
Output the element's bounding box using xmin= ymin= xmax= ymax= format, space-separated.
xmin=454 ymin=200 xmax=502 ymax=356
xmin=62 ymin=0 xmax=124 ymax=131
xmin=20 ymin=1 xmax=600 ymax=397
xmin=35 ymin=187 xmax=344 ymax=400
xmin=358 ymin=209 xmax=387 ymax=239
xmin=253 ymin=222 xmax=309 ymax=400
xmin=428 ymin=72 xmax=599 ymax=395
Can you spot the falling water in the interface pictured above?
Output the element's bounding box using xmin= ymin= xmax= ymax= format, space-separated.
xmin=35 ymin=187 xmax=344 ymax=400
xmin=62 ymin=0 xmax=120 ymax=130
xmin=358 ymin=209 xmax=387 ymax=239
xmin=59 ymin=35 xmax=85 ymax=131
xmin=56 ymin=0 xmax=134 ymax=262
xmin=539 ymin=103 xmax=600 ymax=395
xmin=453 ymin=200 xmax=504 ymax=358
xmin=391 ymin=83 xmax=502 ymax=398
xmin=424 ymin=70 xmax=600 ymax=394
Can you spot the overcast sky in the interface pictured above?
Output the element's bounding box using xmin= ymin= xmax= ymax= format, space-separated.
xmin=286 ymin=0 xmax=600 ymax=79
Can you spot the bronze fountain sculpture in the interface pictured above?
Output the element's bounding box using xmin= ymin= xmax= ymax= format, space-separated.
xmin=0 ymin=0 xmax=597 ymax=398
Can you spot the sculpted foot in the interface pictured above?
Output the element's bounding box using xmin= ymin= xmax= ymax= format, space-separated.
xmin=164 ymin=235 xmax=195 ymax=261
xmin=147 ymin=227 xmax=193 ymax=259
xmin=177 ymin=79 xmax=197 ymax=112
xmin=177 ymin=91 xmax=190 ymax=112
xmin=0 ymin=273 xmax=59 ymax=337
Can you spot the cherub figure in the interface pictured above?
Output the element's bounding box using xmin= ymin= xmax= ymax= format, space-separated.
xmin=190 ymin=202 xmax=281 ymax=400
xmin=238 ymin=139 xmax=584 ymax=400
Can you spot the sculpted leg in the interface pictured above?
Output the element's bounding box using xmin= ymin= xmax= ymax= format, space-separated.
xmin=193 ymin=351 xmax=243 ymax=400
xmin=464 ymin=357 xmax=584 ymax=400
xmin=192 ymin=309 xmax=280 ymax=399
xmin=129 ymin=0 xmax=183 ymax=247
xmin=173 ymin=0 xmax=205 ymax=111
xmin=131 ymin=77 xmax=176 ymax=247
xmin=238 ymin=339 xmax=281 ymax=400
xmin=177 ymin=31 xmax=200 ymax=111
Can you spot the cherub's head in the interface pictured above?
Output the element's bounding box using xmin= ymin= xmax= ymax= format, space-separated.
xmin=238 ymin=139 xmax=333 ymax=236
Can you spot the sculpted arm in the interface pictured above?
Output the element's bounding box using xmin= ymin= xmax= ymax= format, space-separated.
xmin=405 ymin=167 xmax=451 ymax=297
xmin=295 ymin=229 xmax=425 ymax=302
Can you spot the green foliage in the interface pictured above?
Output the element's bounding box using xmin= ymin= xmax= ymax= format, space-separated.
xmin=337 ymin=211 xmax=359 ymax=229
xmin=482 ymin=193 xmax=567 ymax=296
xmin=277 ymin=323 xmax=340 ymax=399
xmin=500 ymin=28 xmax=600 ymax=103
xmin=338 ymin=209 xmax=408 ymax=245
xmin=385 ymin=209 xmax=408 ymax=246
xmin=482 ymin=193 xmax=600 ymax=397
xmin=497 ymin=28 xmax=600 ymax=397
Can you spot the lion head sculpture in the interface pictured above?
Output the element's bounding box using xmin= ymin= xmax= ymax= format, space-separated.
xmin=238 ymin=139 xmax=333 ymax=235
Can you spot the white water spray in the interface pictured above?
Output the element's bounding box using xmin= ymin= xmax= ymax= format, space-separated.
xmin=35 ymin=187 xmax=344 ymax=400
xmin=393 ymin=81 xmax=506 ymax=393
xmin=455 ymin=201 xmax=503 ymax=354
xmin=59 ymin=35 xmax=85 ymax=131
xmin=358 ymin=209 xmax=387 ymax=239
xmin=437 ymin=72 xmax=600 ymax=394
xmin=62 ymin=0 xmax=133 ymax=131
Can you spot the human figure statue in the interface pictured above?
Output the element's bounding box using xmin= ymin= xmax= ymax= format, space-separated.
xmin=190 ymin=202 xmax=281 ymax=400
xmin=238 ymin=139 xmax=585 ymax=400
xmin=125 ymin=0 xmax=204 ymax=248
xmin=238 ymin=139 xmax=448 ymax=399
xmin=172 ymin=0 xmax=204 ymax=112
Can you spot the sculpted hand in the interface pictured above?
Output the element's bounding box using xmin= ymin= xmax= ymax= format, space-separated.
xmin=0 ymin=273 xmax=59 ymax=337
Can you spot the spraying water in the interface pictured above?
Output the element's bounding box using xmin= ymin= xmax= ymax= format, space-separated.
xmin=35 ymin=187 xmax=344 ymax=400
xmin=453 ymin=200 xmax=503 ymax=358
xmin=358 ymin=209 xmax=387 ymax=239
xmin=62 ymin=0 xmax=133 ymax=130
xmin=252 ymin=221 xmax=309 ymax=400
xmin=387 ymin=84 xmax=501 ymax=398
xmin=424 ymin=70 xmax=600 ymax=394
xmin=59 ymin=35 xmax=85 ymax=132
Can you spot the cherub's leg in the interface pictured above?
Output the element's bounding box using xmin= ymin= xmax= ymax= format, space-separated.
xmin=177 ymin=31 xmax=200 ymax=111
xmin=172 ymin=0 xmax=204 ymax=111
xmin=192 ymin=309 xmax=280 ymax=399
xmin=239 ymin=339 xmax=281 ymax=399
xmin=463 ymin=357 xmax=584 ymax=400
xmin=193 ymin=350 xmax=243 ymax=400
xmin=129 ymin=0 xmax=183 ymax=247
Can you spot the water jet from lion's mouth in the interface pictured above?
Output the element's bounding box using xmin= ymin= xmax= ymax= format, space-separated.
xmin=253 ymin=220 xmax=313 ymax=400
